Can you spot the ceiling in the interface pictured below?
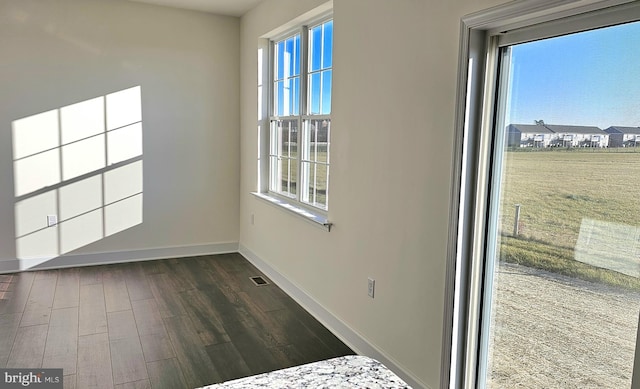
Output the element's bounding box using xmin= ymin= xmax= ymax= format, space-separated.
xmin=126 ymin=0 xmax=264 ymax=16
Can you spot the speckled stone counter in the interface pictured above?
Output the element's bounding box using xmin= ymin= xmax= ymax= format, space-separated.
xmin=198 ymin=355 xmax=412 ymax=389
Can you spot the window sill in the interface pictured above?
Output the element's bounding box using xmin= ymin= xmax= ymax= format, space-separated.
xmin=250 ymin=192 xmax=332 ymax=231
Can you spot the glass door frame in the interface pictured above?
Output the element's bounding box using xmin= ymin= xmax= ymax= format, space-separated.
xmin=442 ymin=1 xmax=640 ymax=388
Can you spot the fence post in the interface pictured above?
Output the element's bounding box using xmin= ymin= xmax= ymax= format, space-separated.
xmin=513 ymin=204 xmax=521 ymax=236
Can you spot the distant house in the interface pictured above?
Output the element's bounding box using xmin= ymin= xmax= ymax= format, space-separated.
xmin=507 ymin=123 xmax=608 ymax=148
xmin=507 ymin=124 xmax=555 ymax=148
xmin=604 ymin=126 xmax=640 ymax=147
xmin=544 ymin=125 xmax=608 ymax=148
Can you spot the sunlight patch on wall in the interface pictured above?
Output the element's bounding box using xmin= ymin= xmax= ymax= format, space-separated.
xmin=12 ymin=86 xmax=144 ymax=270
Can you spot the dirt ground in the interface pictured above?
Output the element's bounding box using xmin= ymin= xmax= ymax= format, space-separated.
xmin=487 ymin=263 xmax=640 ymax=388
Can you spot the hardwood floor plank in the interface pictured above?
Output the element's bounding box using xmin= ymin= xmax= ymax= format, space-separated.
xmin=43 ymin=307 xmax=78 ymax=374
xmin=107 ymin=310 xmax=138 ymax=341
xmin=110 ymin=338 xmax=148 ymax=385
xmin=138 ymin=334 xmax=175 ymax=364
xmin=19 ymin=274 xmax=57 ymax=327
xmin=77 ymin=333 xmax=113 ymax=389
xmin=103 ymin=269 xmax=131 ymax=313
xmin=34 ymin=270 xmax=58 ymax=281
xmin=163 ymin=314 xmax=220 ymax=388
xmin=6 ymin=324 xmax=48 ymax=368
xmin=0 ymin=272 xmax=34 ymax=314
xmin=165 ymin=258 xmax=198 ymax=292
xmin=19 ymin=308 xmax=51 ymax=327
xmin=0 ymin=313 xmax=22 ymax=367
xmin=131 ymin=299 xmax=174 ymax=362
xmin=79 ymin=266 xmax=103 ymax=286
xmin=114 ymin=379 xmax=150 ymax=389
xmin=242 ymin=285 xmax=286 ymax=313
xmin=268 ymin=308 xmax=338 ymax=362
xmin=147 ymin=273 xmax=186 ymax=318
xmin=141 ymin=260 xmax=170 ymax=276
xmin=64 ymin=374 xmax=76 ymax=389
xmin=178 ymin=288 xmax=230 ymax=346
xmin=121 ymin=263 xmax=153 ymax=301
xmin=146 ymin=358 xmax=187 ymax=389
xmin=279 ymin=297 xmax=355 ymax=356
xmin=107 ymin=310 xmax=147 ymax=385
xmin=130 ymin=299 xmax=164 ymax=336
xmin=205 ymin=341 xmax=252 ymax=382
xmin=79 ymin=283 xmax=107 ymax=336
xmin=53 ymin=268 xmax=80 ymax=309
xmin=222 ymin=322 xmax=289 ymax=375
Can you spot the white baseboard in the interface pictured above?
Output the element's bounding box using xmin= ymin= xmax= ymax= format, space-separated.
xmin=0 ymin=242 xmax=239 ymax=273
xmin=238 ymin=243 xmax=427 ymax=389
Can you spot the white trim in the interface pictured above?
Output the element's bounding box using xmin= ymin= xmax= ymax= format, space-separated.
xmin=0 ymin=242 xmax=238 ymax=273
xmin=251 ymin=191 xmax=331 ymax=231
xmin=238 ymin=243 xmax=428 ymax=389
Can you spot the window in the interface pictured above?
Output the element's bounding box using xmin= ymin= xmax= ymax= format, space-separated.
xmin=445 ymin=1 xmax=640 ymax=388
xmin=266 ymin=18 xmax=333 ymax=212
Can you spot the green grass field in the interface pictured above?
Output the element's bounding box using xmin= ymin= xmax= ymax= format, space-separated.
xmin=498 ymin=148 xmax=640 ymax=290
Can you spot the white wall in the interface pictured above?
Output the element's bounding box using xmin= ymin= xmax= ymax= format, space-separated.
xmin=239 ymin=0 xmax=505 ymax=388
xmin=0 ymin=0 xmax=240 ymax=270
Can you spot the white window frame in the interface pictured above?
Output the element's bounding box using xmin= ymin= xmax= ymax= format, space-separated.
xmin=254 ymin=13 xmax=333 ymax=231
xmin=442 ymin=1 xmax=640 ymax=388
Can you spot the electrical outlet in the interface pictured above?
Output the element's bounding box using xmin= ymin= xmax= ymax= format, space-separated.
xmin=46 ymin=215 xmax=58 ymax=227
xmin=367 ymin=277 xmax=375 ymax=298
xmin=250 ymin=214 xmax=255 ymax=225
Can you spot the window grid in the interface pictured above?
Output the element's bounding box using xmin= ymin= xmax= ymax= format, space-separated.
xmin=268 ymin=18 xmax=332 ymax=211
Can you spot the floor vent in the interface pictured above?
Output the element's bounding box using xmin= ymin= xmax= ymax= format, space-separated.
xmin=250 ymin=276 xmax=269 ymax=286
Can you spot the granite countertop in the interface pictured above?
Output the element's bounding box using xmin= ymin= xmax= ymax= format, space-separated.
xmin=198 ymin=355 xmax=412 ymax=389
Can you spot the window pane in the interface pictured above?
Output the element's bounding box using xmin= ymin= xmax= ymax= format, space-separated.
xmin=301 ymin=120 xmax=312 ymax=161
xmin=321 ymin=70 xmax=332 ymax=114
xmin=270 ymin=119 xmax=298 ymax=197
xmin=309 ymin=24 xmax=323 ymax=72
xmin=309 ymin=72 xmax=321 ymax=114
xmin=483 ymin=21 xmax=640 ymax=389
xmin=275 ymin=81 xmax=284 ymax=116
xmin=293 ymin=35 xmax=301 ymax=75
xmin=281 ymin=77 xmax=299 ymax=116
xmin=315 ymin=119 xmax=330 ymax=163
xmin=290 ymin=77 xmax=300 ymax=115
xmin=274 ymin=34 xmax=300 ymax=117
xmin=315 ymin=162 xmax=328 ymax=207
xmin=269 ymin=122 xmax=278 ymax=155
xmin=278 ymin=119 xmax=298 ymax=158
xmin=280 ymin=157 xmax=296 ymax=197
xmin=301 ymin=161 xmax=328 ymax=209
xmin=276 ymin=40 xmax=285 ymax=80
xmin=303 ymin=119 xmax=330 ymax=163
xmin=323 ymin=20 xmax=333 ymax=69
xmin=268 ymin=156 xmax=278 ymax=191
xmin=285 ymin=37 xmax=295 ymax=77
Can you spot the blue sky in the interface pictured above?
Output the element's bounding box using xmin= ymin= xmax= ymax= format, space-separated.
xmin=274 ymin=20 xmax=332 ymax=117
xmin=506 ymin=20 xmax=640 ymax=129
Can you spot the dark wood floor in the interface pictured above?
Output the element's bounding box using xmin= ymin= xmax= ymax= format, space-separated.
xmin=0 ymin=253 xmax=353 ymax=389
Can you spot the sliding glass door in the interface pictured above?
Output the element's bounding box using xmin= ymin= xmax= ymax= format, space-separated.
xmin=478 ymin=17 xmax=640 ymax=389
